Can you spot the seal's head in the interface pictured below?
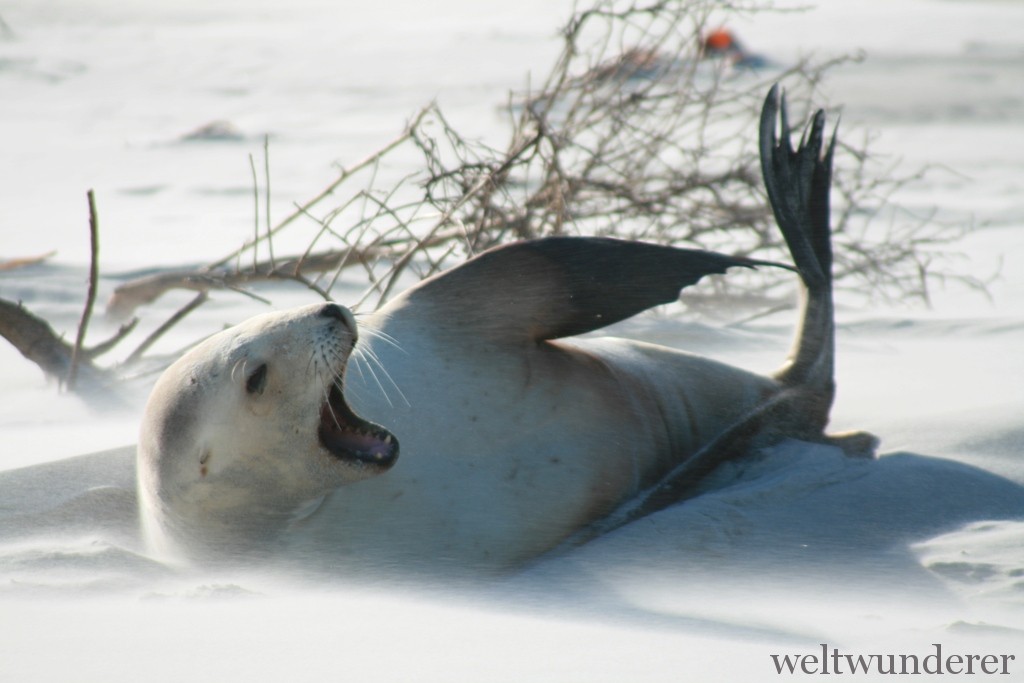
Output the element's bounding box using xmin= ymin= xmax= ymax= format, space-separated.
xmin=137 ymin=302 xmax=398 ymax=562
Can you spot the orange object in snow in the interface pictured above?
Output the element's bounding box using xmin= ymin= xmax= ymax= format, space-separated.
xmin=704 ymin=29 xmax=736 ymax=52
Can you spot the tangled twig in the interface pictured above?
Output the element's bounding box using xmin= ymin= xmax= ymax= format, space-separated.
xmin=0 ymin=0 xmax=988 ymax=402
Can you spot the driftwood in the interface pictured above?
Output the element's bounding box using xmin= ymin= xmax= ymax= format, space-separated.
xmin=0 ymin=297 xmax=129 ymax=401
xmin=0 ymin=252 xmax=56 ymax=271
xmin=105 ymin=232 xmax=469 ymax=321
xmin=106 ymin=247 xmax=383 ymax=321
xmin=0 ymin=192 xmax=133 ymax=402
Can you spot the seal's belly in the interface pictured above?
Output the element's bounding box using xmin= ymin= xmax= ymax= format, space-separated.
xmin=299 ymin=332 xmax=776 ymax=574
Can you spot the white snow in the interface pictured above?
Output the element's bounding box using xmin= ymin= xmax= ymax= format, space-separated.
xmin=1 ymin=0 xmax=1023 ymax=680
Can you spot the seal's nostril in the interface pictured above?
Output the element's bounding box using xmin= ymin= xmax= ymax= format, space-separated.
xmin=319 ymin=302 xmax=358 ymax=343
xmin=320 ymin=303 xmax=347 ymax=322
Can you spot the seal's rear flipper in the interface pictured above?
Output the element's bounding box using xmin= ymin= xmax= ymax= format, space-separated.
xmin=402 ymin=236 xmax=791 ymax=342
xmin=570 ymin=87 xmax=878 ymax=541
xmin=757 ymin=86 xmax=879 ymax=450
xmin=760 ymin=84 xmax=835 ymax=294
xmin=760 ymin=85 xmax=838 ymax=429
xmin=565 ymin=385 xmax=879 ymax=548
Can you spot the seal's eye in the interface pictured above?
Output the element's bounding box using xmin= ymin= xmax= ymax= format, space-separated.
xmin=246 ymin=363 xmax=268 ymax=396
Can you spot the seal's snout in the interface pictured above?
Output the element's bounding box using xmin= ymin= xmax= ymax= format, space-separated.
xmin=319 ymin=302 xmax=347 ymax=321
xmin=319 ymin=302 xmax=358 ymax=343
xmin=313 ymin=302 xmax=397 ymax=471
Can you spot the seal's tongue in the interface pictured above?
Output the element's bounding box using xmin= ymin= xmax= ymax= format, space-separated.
xmin=318 ymin=383 xmax=398 ymax=468
xmin=322 ymin=428 xmax=393 ymax=459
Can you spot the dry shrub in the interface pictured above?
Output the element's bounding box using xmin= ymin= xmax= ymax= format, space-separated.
xmin=117 ymin=0 xmax=987 ymax=320
xmin=2 ymin=0 xmax=988 ymax=395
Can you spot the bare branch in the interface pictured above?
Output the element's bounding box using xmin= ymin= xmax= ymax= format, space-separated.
xmin=124 ymin=292 xmax=209 ymax=366
xmin=84 ymin=318 xmax=139 ymax=360
xmin=68 ymin=190 xmax=100 ymax=390
xmin=205 ymin=107 xmax=432 ymax=272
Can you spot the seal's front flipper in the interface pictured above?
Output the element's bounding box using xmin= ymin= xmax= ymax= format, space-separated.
xmin=402 ymin=236 xmax=789 ymax=342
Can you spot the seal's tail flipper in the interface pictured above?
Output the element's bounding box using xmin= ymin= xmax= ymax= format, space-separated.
xmin=548 ymin=87 xmax=880 ymax=548
xmin=760 ymin=84 xmax=837 ymax=426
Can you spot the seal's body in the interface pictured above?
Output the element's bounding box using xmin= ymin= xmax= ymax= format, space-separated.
xmin=138 ymin=87 xmax=873 ymax=573
xmin=303 ymin=304 xmax=777 ymax=572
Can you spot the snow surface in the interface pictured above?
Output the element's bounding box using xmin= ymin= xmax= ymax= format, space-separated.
xmin=2 ymin=0 xmax=1023 ymax=680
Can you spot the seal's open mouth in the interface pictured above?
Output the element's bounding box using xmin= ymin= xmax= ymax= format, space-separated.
xmin=318 ymin=382 xmax=399 ymax=469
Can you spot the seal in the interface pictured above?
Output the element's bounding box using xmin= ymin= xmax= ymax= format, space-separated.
xmin=138 ymin=86 xmax=875 ymax=573
xmin=137 ymin=303 xmax=399 ymax=560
